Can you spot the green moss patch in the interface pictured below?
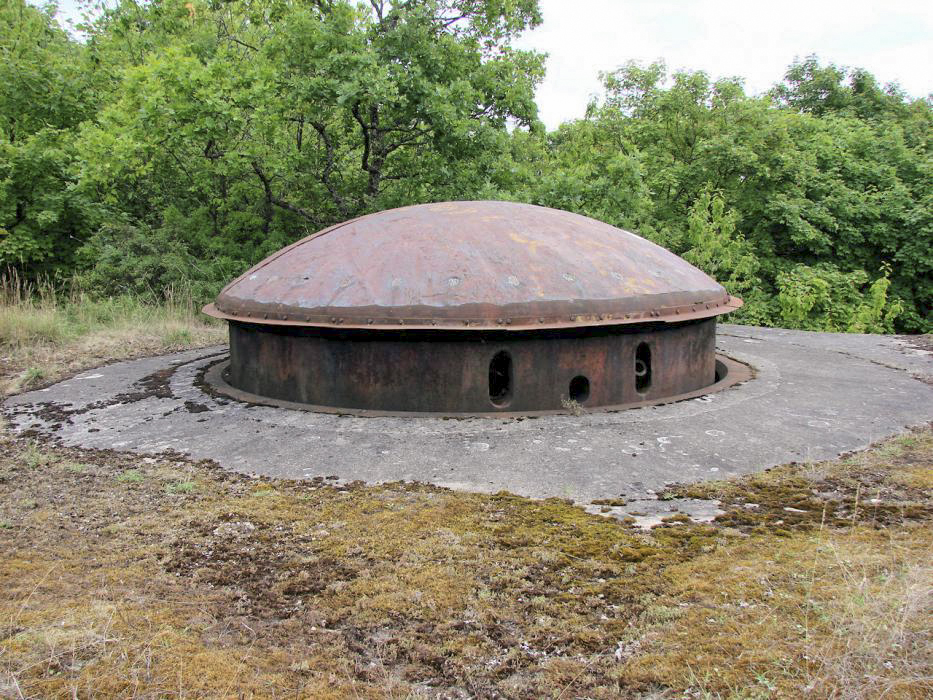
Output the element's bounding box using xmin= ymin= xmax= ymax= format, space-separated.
xmin=1 ymin=427 xmax=930 ymax=698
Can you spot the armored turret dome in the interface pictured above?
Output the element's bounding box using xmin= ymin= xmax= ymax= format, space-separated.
xmin=203 ymin=201 xmax=741 ymax=330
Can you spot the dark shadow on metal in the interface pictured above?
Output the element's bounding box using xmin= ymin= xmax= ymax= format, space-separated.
xmin=203 ymin=202 xmax=746 ymax=414
xmin=202 ymin=353 xmax=754 ymax=419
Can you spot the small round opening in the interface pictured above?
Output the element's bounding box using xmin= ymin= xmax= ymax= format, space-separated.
xmin=568 ymin=375 xmax=590 ymax=403
xmin=635 ymin=342 xmax=652 ymax=393
xmin=489 ymin=351 xmax=512 ymax=407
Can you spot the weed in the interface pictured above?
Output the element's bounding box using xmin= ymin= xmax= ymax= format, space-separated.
xmin=560 ymin=396 xmax=586 ymax=416
xmin=115 ymin=469 xmax=143 ymax=483
xmin=20 ymin=367 xmax=45 ymax=387
xmin=22 ymin=441 xmax=49 ymax=470
xmin=165 ymin=480 xmax=196 ymax=494
xmin=163 ymin=327 xmax=193 ymax=346
xmin=591 ymin=498 xmax=627 ymax=507
xmin=0 ymin=271 xmax=224 ymax=399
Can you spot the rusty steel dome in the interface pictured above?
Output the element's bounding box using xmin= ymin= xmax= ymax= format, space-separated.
xmin=203 ymin=201 xmax=744 ymax=415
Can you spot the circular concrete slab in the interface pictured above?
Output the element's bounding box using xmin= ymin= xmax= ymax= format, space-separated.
xmin=4 ymin=325 xmax=931 ymax=512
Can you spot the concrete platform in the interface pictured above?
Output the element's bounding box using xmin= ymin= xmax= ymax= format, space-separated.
xmin=4 ymin=325 xmax=931 ymax=514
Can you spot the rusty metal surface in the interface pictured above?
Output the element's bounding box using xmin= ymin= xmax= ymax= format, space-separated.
xmin=221 ymin=318 xmax=722 ymax=414
xmin=208 ymin=324 xmax=751 ymax=417
xmin=204 ymin=201 xmax=742 ymax=331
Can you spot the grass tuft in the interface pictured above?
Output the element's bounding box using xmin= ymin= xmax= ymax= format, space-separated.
xmin=165 ymin=480 xmax=196 ymax=494
xmin=0 ymin=269 xmax=224 ymax=397
xmin=115 ymin=469 xmax=143 ymax=483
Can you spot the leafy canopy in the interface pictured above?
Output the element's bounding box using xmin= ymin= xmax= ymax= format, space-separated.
xmin=1 ymin=3 xmax=929 ymax=332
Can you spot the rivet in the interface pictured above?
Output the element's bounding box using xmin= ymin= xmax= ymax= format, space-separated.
xmin=330 ymin=317 xmax=336 ymax=323
xmin=505 ymin=318 xmax=512 ymax=324
xmin=367 ymin=319 xmax=373 ymax=324
xmin=263 ymin=313 xmax=268 ymax=319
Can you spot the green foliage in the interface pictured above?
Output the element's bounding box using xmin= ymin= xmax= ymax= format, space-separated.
xmin=75 ymin=218 xmax=236 ymax=301
xmin=0 ymin=0 xmax=101 ymax=276
xmin=116 ymin=469 xmax=144 ymax=483
xmin=165 ymin=480 xmax=196 ymax=494
xmin=21 ymin=366 xmax=44 ymax=386
xmin=849 ymin=268 xmax=904 ymax=334
xmin=515 ymin=58 xmax=930 ymax=332
xmin=680 ymin=190 xmax=769 ymax=325
xmin=777 ymin=263 xmax=902 ymax=333
xmin=2 ymin=1 xmax=929 ymax=333
xmin=61 ymin=0 xmax=545 ymax=301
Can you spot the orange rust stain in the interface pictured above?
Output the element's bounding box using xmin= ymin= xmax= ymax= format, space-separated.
xmin=508 ymin=232 xmax=541 ymax=255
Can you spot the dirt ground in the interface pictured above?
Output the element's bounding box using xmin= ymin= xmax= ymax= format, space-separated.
xmin=1 ymin=416 xmax=931 ymax=698
xmin=1 ymin=308 xmax=931 ymax=698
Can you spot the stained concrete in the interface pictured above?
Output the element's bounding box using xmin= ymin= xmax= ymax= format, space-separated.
xmin=3 ymin=325 xmax=931 ymax=513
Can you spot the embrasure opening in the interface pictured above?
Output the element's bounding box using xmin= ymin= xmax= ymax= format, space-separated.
xmin=568 ymin=375 xmax=590 ymax=403
xmin=635 ymin=343 xmax=652 ymax=393
xmin=489 ymin=351 xmax=512 ymax=406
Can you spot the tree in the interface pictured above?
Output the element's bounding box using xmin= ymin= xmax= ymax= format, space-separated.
xmin=0 ymin=0 xmax=100 ymax=276
xmin=3 ymin=3 xmax=928 ymax=333
xmin=517 ymin=59 xmax=931 ymax=331
xmin=74 ymin=0 xmax=545 ymax=297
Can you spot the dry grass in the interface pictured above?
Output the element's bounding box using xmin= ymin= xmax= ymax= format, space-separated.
xmin=0 ymin=292 xmax=930 ymax=697
xmin=0 ymin=271 xmax=224 ymax=397
xmin=0 ymin=427 xmax=930 ymax=698
xmin=619 ymin=524 xmax=932 ymax=699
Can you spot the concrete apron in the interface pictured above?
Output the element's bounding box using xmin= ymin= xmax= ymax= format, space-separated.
xmin=4 ymin=325 xmax=932 ymax=526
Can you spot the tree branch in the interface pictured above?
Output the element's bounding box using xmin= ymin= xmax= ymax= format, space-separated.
xmin=250 ymin=160 xmax=319 ymax=225
xmin=311 ymin=121 xmax=350 ymax=217
xmin=351 ymin=103 xmax=373 ymax=175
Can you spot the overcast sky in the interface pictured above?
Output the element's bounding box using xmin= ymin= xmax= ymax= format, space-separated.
xmin=515 ymin=0 xmax=933 ymax=129
xmin=49 ymin=0 xmax=933 ymax=130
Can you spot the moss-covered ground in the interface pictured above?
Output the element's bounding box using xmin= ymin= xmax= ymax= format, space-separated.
xmin=2 ymin=298 xmax=930 ymax=697
xmin=1 ymin=425 xmax=930 ymax=698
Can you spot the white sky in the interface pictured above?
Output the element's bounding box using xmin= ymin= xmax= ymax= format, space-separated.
xmin=515 ymin=0 xmax=933 ymax=129
xmin=49 ymin=0 xmax=933 ymax=130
